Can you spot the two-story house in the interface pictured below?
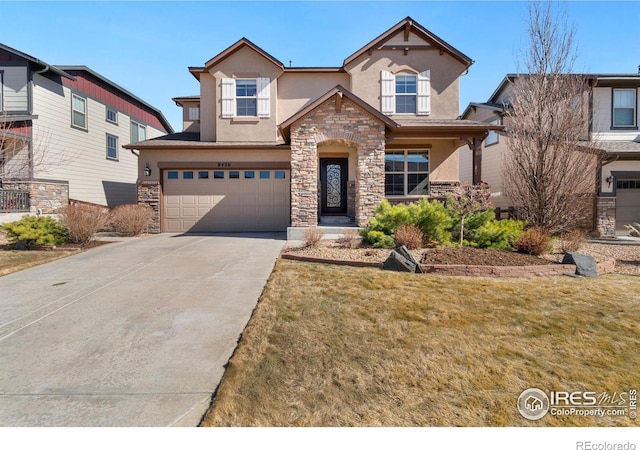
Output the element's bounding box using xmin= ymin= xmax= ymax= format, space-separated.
xmin=0 ymin=43 xmax=173 ymax=219
xmin=126 ymin=17 xmax=500 ymax=235
xmin=460 ymin=73 xmax=640 ymax=236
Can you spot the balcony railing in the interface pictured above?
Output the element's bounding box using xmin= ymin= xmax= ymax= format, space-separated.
xmin=0 ymin=189 xmax=30 ymax=212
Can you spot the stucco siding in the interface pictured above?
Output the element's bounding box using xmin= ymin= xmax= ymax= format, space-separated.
xmin=31 ymin=73 xmax=165 ymax=207
xmin=277 ymin=72 xmax=350 ymax=123
xmin=0 ymin=65 xmax=29 ymax=112
xmin=209 ymin=46 xmax=283 ymax=143
xmin=345 ymin=48 xmax=466 ymax=119
xmin=600 ymin=160 xmax=640 ymax=195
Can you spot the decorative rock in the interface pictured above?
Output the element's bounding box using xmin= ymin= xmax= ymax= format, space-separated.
xmin=562 ymin=252 xmax=598 ymax=277
xmin=393 ymin=245 xmax=423 ymax=273
xmin=383 ymin=247 xmax=418 ymax=273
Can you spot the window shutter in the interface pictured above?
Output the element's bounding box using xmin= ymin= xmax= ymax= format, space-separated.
xmin=381 ymin=70 xmax=395 ymax=115
xmin=417 ymin=70 xmax=431 ymax=115
xmin=221 ymin=78 xmax=236 ymax=118
xmin=257 ymin=77 xmax=270 ymax=118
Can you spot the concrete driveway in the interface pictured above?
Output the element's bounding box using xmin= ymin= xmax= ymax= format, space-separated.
xmin=0 ymin=233 xmax=285 ymax=426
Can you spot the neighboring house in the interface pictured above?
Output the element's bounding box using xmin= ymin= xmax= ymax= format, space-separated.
xmin=460 ymin=73 xmax=640 ymax=236
xmin=0 ymin=43 xmax=173 ymax=219
xmin=126 ymin=17 xmax=500 ymax=235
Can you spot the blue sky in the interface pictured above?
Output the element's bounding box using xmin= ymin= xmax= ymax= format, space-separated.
xmin=2 ymin=1 xmax=640 ymax=132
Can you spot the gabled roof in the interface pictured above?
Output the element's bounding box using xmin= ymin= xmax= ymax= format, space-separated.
xmin=278 ymin=85 xmax=398 ymax=142
xmin=0 ymin=42 xmax=75 ymax=80
xmin=343 ymin=16 xmax=473 ymax=67
xmin=58 ymin=65 xmax=174 ymax=133
xmin=204 ymin=37 xmax=285 ymax=71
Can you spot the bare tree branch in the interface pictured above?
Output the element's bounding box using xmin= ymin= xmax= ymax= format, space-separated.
xmin=502 ymin=1 xmax=601 ymax=234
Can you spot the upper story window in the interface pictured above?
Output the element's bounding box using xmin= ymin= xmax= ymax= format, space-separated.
xmin=395 ymin=75 xmax=417 ymax=114
xmin=71 ymin=94 xmax=87 ymax=129
xmin=221 ymin=77 xmax=270 ymax=118
xmin=236 ymin=79 xmax=257 ymax=116
xmin=130 ymin=121 xmax=146 ymax=143
xmin=485 ymin=119 xmax=500 ymax=146
xmin=106 ymin=108 xmax=118 ymax=124
xmin=613 ymin=89 xmax=636 ymax=128
xmin=188 ymin=106 xmax=200 ymax=121
xmin=106 ymin=134 xmax=118 ymax=161
xmin=384 ymin=150 xmax=429 ymax=196
xmin=381 ymin=70 xmax=431 ymax=116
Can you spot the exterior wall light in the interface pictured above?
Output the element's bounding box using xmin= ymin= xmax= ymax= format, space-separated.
xmin=144 ymin=163 xmax=152 ymax=177
xmin=606 ymin=175 xmax=613 ymax=187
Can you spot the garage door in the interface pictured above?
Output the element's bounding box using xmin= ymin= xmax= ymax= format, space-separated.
xmin=616 ymin=179 xmax=640 ymax=231
xmin=163 ymin=169 xmax=290 ymax=232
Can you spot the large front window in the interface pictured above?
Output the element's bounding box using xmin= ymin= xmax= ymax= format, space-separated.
xmin=236 ymin=79 xmax=257 ymax=117
xmin=395 ymin=75 xmax=417 ymax=114
xmin=385 ymin=150 xmax=429 ymax=196
xmin=613 ymin=89 xmax=636 ymax=127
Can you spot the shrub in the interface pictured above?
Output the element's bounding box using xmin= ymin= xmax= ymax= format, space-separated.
xmin=560 ymin=228 xmax=588 ymax=253
xmin=394 ymin=224 xmax=424 ymax=250
xmin=450 ymin=210 xmax=494 ymax=246
xmin=302 ymin=227 xmax=323 ymax=247
xmin=1 ymin=215 xmax=68 ymax=246
xmin=58 ymin=203 xmax=109 ymax=245
xmin=471 ymin=219 xmax=526 ymax=251
xmin=362 ymin=230 xmax=395 ymax=248
xmin=365 ymin=199 xmax=453 ymax=245
xmin=109 ymin=204 xmax=153 ymax=236
xmin=336 ymin=228 xmax=361 ymax=249
xmin=515 ymin=227 xmax=552 ymax=256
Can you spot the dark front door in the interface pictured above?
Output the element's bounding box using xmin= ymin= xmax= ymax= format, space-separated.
xmin=320 ymin=158 xmax=348 ymax=215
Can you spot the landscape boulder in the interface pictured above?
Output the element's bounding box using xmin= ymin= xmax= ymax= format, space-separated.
xmin=562 ymin=252 xmax=597 ymax=277
xmin=383 ymin=245 xmax=423 ymax=273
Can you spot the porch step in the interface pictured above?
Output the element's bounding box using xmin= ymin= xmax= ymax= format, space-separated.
xmin=319 ymin=216 xmax=352 ymax=225
xmin=287 ymin=225 xmax=362 ymax=241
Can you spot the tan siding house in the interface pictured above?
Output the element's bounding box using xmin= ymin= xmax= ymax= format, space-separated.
xmin=127 ymin=17 xmax=500 ymax=235
xmin=460 ymin=74 xmax=640 ymax=235
xmin=0 ymin=43 xmax=173 ymax=218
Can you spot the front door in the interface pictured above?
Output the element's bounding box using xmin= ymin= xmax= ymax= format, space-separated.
xmin=320 ymin=158 xmax=348 ymax=215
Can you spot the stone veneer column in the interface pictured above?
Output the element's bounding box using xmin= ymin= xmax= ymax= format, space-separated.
xmin=595 ymin=196 xmax=616 ymax=237
xmin=137 ymin=180 xmax=160 ymax=233
xmin=289 ymin=96 xmax=386 ymax=227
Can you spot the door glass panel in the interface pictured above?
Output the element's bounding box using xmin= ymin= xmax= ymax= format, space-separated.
xmin=326 ymin=163 xmax=342 ymax=208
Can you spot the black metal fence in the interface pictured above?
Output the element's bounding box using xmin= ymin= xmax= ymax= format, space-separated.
xmin=0 ymin=189 xmax=30 ymax=212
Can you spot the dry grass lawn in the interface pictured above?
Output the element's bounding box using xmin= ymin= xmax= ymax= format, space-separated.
xmin=0 ymin=249 xmax=75 ymax=276
xmin=202 ymin=260 xmax=640 ymax=427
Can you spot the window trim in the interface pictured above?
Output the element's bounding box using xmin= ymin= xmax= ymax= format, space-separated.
xmin=130 ymin=120 xmax=146 ymax=143
xmin=611 ymin=88 xmax=638 ymax=129
xmin=384 ymin=149 xmax=430 ymax=197
xmin=106 ymin=108 xmax=118 ymax=125
xmin=394 ymin=74 xmax=417 ymax=115
xmin=71 ymin=93 xmax=87 ymax=130
xmin=485 ymin=119 xmax=500 ymax=147
xmin=106 ymin=133 xmax=118 ymax=161
xmin=235 ymin=79 xmax=258 ymax=117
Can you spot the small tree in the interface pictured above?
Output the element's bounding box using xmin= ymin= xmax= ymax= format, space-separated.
xmin=446 ymin=183 xmax=492 ymax=246
xmin=502 ymin=1 xmax=601 ymax=234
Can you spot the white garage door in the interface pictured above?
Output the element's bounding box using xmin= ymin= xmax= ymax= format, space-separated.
xmin=616 ymin=179 xmax=640 ymax=231
xmin=163 ymin=169 xmax=290 ymax=232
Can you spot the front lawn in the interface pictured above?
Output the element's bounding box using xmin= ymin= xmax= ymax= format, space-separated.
xmin=202 ymin=260 xmax=640 ymax=427
xmin=0 ymin=249 xmax=75 ymax=276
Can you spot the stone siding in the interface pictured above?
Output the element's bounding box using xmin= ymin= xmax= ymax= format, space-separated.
xmin=137 ymin=180 xmax=161 ymax=233
xmin=596 ymin=196 xmax=616 ymax=237
xmin=2 ymin=180 xmax=69 ymax=214
xmin=290 ymin=96 xmax=386 ymax=227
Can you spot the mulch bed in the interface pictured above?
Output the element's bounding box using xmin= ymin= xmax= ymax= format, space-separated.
xmin=420 ymin=247 xmax=551 ymax=266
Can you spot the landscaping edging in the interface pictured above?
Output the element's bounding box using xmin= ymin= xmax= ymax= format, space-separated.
xmin=280 ymin=253 xmax=617 ymax=278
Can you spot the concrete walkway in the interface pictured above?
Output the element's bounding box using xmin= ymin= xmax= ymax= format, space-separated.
xmin=0 ymin=233 xmax=285 ymax=426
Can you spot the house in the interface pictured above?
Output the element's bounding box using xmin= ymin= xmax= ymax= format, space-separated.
xmin=126 ymin=17 xmax=500 ymax=235
xmin=0 ymin=43 xmax=173 ymax=220
xmin=460 ymin=73 xmax=640 ymax=236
